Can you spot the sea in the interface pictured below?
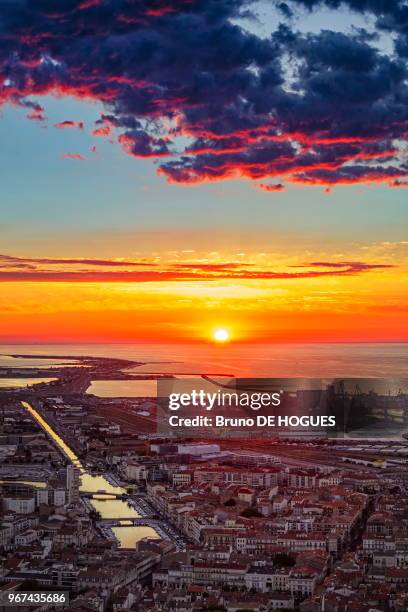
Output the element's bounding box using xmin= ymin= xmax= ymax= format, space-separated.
xmin=0 ymin=343 xmax=406 ymax=378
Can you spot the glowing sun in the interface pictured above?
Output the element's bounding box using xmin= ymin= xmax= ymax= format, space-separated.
xmin=213 ymin=328 xmax=230 ymax=343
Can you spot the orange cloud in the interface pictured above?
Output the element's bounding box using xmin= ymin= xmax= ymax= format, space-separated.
xmin=0 ymin=255 xmax=394 ymax=283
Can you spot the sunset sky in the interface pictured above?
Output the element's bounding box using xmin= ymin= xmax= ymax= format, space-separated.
xmin=0 ymin=0 xmax=407 ymax=343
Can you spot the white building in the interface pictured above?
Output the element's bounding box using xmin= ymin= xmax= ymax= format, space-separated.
xmin=66 ymin=465 xmax=80 ymax=503
xmin=0 ymin=525 xmax=13 ymax=548
xmin=3 ymin=494 xmax=35 ymax=515
xmin=363 ymin=535 xmax=396 ymax=553
xmin=36 ymin=487 xmax=67 ymax=507
xmin=177 ymin=443 xmax=221 ymax=456
xmin=245 ymin=568 xmax=290 ymax=592
xmin=172 ymin=471 xmax=192 ymax=487
xmin=276 ymin=532 xmax=326 ymax=552
xmin=15 ymin=529 xmax=39 ymax=547
xmin=125 ymin=462 xmax=148 ymax=482
xmin=288 ymin=568 xmax=319 ymax=596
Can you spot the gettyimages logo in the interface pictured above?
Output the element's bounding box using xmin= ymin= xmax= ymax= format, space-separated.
xmin=168 ymin=388 xmax=282 ymax=411
xmin=157 ymin=377 xmax=343 ymax=439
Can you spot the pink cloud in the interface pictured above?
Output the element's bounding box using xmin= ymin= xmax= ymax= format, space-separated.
xmin=62 ymin=153 xmax=86 ymax=160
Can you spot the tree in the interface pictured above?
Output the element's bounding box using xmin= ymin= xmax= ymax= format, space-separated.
xmin=223 ymin=498 xmax=236 ymax=507
xmin=21 ymin=579 xmax=39 ymax=591
xmin=240 ymin=508 xmax=262 ymax=518
xmin=274 ymin=552 xmax=296 ymax=567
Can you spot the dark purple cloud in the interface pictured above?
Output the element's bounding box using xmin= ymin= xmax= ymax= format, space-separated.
xmin=54 ymin=120 xmax=84 ymax=129
xmin=298 ymin=261 xmax=393 ymax=271
xmin=0 ymin=254 xmax=154 ymax=267
xmin=257 ymin=183 xmax=285 ymax=192
xmin=0 ymin=254 xmax=394 ymax=282
xmin=0 ymin=0 xmax=407 ymax=187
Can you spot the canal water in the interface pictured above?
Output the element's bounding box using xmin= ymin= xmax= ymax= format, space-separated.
xmin=86 ymin=379 xmax=157 ymax=397
xmin=0 ymin=378 xmax=57 ymax=388
xmin=111 ymin=525 xmax=160 ymax=548
xmin=21 ymin=402 xmax=159 ymax=547
xmin=0 ymin=355 xmax=79 ymax=368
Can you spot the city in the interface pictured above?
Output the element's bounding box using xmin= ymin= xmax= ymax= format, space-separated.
xmin=0 ymin=355 xmax=408 ymax=611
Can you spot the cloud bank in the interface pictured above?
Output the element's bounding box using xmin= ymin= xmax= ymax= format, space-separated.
xmin=0 ymin=254 xmax=394 ymax=282
xmin=1 ymin=0 xmax=407 ymax=188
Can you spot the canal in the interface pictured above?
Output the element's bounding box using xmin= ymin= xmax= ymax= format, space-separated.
xmin=21 ymin=401 xmax=159 ymax=547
